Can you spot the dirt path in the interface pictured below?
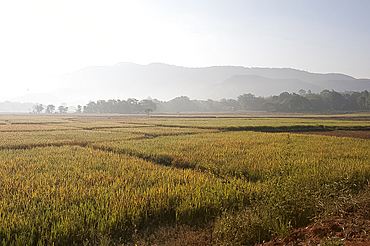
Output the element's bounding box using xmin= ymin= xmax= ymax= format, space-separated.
xmin=260 ymin=194 xmax=370 ymax=246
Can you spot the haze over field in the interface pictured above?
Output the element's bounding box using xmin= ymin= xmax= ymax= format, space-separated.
xmin=39 ymin=63 xmax=370 ymax=104
xmin=1 ymin=0 xmax=370 ymax=105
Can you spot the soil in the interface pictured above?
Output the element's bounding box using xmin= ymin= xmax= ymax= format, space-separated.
xmin=128 ymin=223 xmax=215 ymax=246
xmin=260 ymin=198 xmax=370 ymax=246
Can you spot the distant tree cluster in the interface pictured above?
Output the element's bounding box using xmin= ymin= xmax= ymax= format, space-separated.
xmin=0 ymin=101 xmax=35 ymax=113
xmin=82 ymin=99 xmax=157 ymax=114
xmin=149 ymin=90 xmax=370 ymax=113
xmin=26 ymin=90 xmax=370 ymax=115
xmin=257 ymin=90 xmax=370 ymax=112
xmin=218 ymin=90 xmax=370 ymax=113
xmin=80 ymin=90 xmax=370 ymax=114
xmin=32 ymin=104 xmax=69 ymax=114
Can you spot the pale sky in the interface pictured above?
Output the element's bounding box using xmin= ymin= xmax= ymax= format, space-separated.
xmin=1 ymin=0 xmax=370 ymax=100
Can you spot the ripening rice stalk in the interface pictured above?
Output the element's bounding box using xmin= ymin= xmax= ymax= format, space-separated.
xmin=0 ymin=145 xmax=256 ymax=244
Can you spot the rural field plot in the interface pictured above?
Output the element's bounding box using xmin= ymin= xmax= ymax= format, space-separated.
xmin=0 ymin=114 xmax=369 ymax=245
xmin=0 ymin=116 xmax=71 ymax=125
xmin=0 ymin=146 xmax=254 ymax=245
xmin=0 ymin=129 xmax=141 ymax=149
xmin=97 ymin=131 xmax=370 ymax=180
xmin=0 ymin=116 xmax=214 ymax=150
xmin=133 ymin=115 xmax=370 ymax=132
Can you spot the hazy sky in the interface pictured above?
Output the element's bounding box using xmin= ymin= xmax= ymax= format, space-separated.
xmin=1 ymin=0 xmax=370 ymax=100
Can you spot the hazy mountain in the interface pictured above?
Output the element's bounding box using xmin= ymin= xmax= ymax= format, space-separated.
xmin=55 ymin=63 xmax=370 ymax=102
xmin=5 ymin=63 xmax=370 ymax=111
xmin=58 ymin=63 xmax=255 ymax=101
xmin=209 ymin=75 xmax=323 ymax=99
xmin=11 ymin=93 xmax=64 ymax=105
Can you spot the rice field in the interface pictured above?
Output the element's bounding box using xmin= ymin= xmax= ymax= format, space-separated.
xmin=0 ymin=114 xmax=369 ymax=245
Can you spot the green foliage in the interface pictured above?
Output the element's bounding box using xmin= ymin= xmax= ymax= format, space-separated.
xmin=80 ymin=90 xmax=370 ymax=113
xmin=83 ymin=98 xmax=158 ymax=114
xmin=32 ymin=103 xmax=44 ymax=114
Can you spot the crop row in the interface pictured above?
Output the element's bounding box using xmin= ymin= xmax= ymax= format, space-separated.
xmin=92 ymin=131 xmax=370 ymax=181
xmin=0 ymin=126 xmax=214 ymax=150
xmin=90 ymin=130 xmax=370 ymax=244
xmin=0 ymin=146 xmax=256 ymax=245
xmin=0 ymin=116 xmax=369 ymax=245
xmin=142 ymin=116 xmax=370 ymax=129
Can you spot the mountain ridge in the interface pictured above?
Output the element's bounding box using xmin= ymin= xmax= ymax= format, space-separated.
xmin=57 ymin=63 xmax=368 ymax=101
xmin=8 ymin=63 xmax=370 ymax=106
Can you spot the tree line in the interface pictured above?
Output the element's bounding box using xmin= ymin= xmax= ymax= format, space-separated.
xmin=32 ymin=104 xmax=69 ymax=114
xmin=83 ymin=90 xmax=370 ymax=113
xmin=32 ymin=90 xmax=370 ymax=114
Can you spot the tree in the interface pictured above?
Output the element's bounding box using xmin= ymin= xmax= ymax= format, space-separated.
xmin=219 ymin=98 xmax=239 ymax=111
xmin=237 ymin=93 xmax=264 ymax=111
xmin=298 ymin=89 xmax=306 ymax=95
xmin=203 ymin=99 xmax=217 ymax=112
xmin=76 ymin=105 xmax=82 ymax=113
xmin=305 ymin=93 xmax=327 ymax=111
xmin=284 ymin=93 xmax=312 ymax=112
xmin=127 ymin=98 xmax=141 ymax=113
xmin=320 ymin=90 xmax=347 ymax=111
xmin=357 ymin=90 xmax=370 ymax=110
xmin=83 ymin=101 xmax=97 ymax=113
xmin=140 ymin=99 xmax=157 ymax=115
xmin=58 ymin=105 xmax=68 ymax=114
xmin=45 ymin=104 xmax=55 ymax=114
xmin=167 ymin=96 xmax=196 ymax=112
xmin=33 ymin=104 xmax=44 ymax=114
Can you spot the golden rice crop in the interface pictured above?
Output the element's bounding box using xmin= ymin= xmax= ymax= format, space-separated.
xmin=0 ymin=115 xmax=369 ymax=245
xmin=93 ymin=131 xmax=370 ymax=181
xmin=0 ymin=129 xmax=143 ymax=149
xmin=137 ymin=116 xmax=370 ymax=129
xmin=0 ymin=145 xmax=256 ymax=244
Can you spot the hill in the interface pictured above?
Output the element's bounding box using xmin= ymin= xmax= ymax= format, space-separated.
xmin=55 ymin=63 xmax=370 ymax=102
